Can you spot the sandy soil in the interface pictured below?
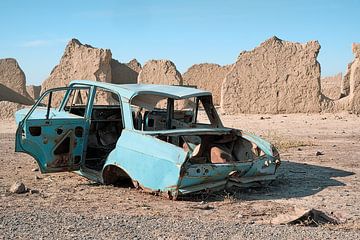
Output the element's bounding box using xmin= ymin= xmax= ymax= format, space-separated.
xmin=1 ymin=113 xmax=360 ymax=239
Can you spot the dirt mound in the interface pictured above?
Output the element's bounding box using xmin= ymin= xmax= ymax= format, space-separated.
xmin=0 ymin=58 xmax=32 ymax=100
xmin=183 ymin=63 xmax=233 ymax=105
xmin=0 ymin=101 xmax=26 ymax=120
xmin=138 ymin=60 xmax=183 ymax=85
xmin=26 ymin=85 xmax=41 ymax=100
xmin=321 ymin=73 xmax=342 ymax=100
xmin=111 ymin=59 xmax=141 ymax=84
xmin=41 ymin=39 xmax=112 ymax=90
xmin=221 ymin=36 xmax=322 ymax=114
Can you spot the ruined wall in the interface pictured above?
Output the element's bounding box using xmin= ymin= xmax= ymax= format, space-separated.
xmin=0 ymin=58 xmax=32 ymax=100
xmin=221 ymin=36 xmax=322 ymax=114
xmin=321 ymin=43 xmax=360 ymax=114
xmin=40 ymin=39 xmax=145 ymax=104
xmin=0 ymin=84 xmax=34 ymax=105
xmin=26 ymin=85 xmax=41 ymax=100
xmin=111 ymin=58 xmax=141 ymax=84
xmin=0 ymin=101 xmax=26 ymax=120
xmin=41 ymin=39 xmax=112 ymax=93
xmin=0 ymin=58 xmax=33 ymax=119
xmin=341 ymin=62 xmax=352 ymax=97
xmin=347 ymin=43 xmax=360 ymax=113
xmin=321 ymin=73 xmax=342 ymax=100
xmin=138 ymin=60 xmax=183 ymax=85
xmin=183 ymin=63 xmax=233 ymax=105
xmin=127 ymin=58 xmax=142 ymax=73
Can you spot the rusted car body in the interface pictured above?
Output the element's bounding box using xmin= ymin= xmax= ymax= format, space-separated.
xmin=15 ymin=80 xmax=280 ymax=199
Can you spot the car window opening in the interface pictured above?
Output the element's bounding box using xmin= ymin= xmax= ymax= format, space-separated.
xmin=84 ymin=88 xmax=124 ymax=171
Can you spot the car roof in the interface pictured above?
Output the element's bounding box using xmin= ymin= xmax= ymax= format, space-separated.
xmin=69 ymin=80 xmax=211 ymax=100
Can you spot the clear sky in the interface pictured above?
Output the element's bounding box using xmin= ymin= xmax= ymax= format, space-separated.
xmin=1 ymin=0 xmax=359 ymax=85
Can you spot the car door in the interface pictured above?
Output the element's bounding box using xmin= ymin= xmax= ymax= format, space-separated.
xmin=15 ymin=86 xmax=92 ymax=173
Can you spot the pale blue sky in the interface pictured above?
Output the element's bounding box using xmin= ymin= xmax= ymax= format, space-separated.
xmin=0 ymin=0 xmax=359 ymax=85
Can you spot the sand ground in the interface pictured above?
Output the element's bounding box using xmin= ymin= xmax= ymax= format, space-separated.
xmin=1 ymin=113 xmax=360 ymax=239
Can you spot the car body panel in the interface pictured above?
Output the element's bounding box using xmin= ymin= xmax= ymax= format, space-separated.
xmin=70 ymin=80 xmax=212 ymax=101
xmin=16 ymin=117 xmax=86 ymax=173
xmin=103 ymin=130 xmax=188 ymax=195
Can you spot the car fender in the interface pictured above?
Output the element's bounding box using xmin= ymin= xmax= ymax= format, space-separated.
xmin=102 ymin=129 xmax=188 ymax=197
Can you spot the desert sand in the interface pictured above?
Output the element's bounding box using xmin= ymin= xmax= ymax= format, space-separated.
xmin=1 ymin=112 xmax=360 ymax=239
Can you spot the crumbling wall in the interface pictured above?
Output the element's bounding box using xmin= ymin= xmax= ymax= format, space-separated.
xmin=0 ymin=58 xmax=32 ymax=119
xmin=341 ymin=62 xmax=352 ymax=97
xmin=26 ymin=85 xmax=41 ymax=100
xmin=40 ymin=39 xmax=143 ymax=105
xmin=0 ymin=101 xmax=26 ymax=120
xmin=138 ymin=60 xmax=183 ymax=85
xmin=111 ymin=58 xmax=141 ymax=84
xmin=321 ymin=73 xmax=342 ymax=100
xmin=183 ymin=63 xmax=233 ymax=105
xmin=347 ymin=43 xmax=360 ymax=113
xmin=221 ymin=36 xmax=322 ymax=114
xmin=41 ymin=39 xmax=112 ymax=93
xmin=0 ymin=58 xmax=32 ymax=100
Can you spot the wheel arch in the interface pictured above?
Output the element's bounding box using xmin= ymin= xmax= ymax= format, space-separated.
xmin=102 ymin=164 xmax=134 ymax=187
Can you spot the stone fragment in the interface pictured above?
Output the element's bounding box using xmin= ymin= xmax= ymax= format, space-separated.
xmin=9 ymin=182 xmax=26 ymax=194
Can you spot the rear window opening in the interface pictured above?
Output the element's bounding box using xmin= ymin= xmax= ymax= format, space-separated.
xmin=130 ymin=95 xmax=223 ymax=132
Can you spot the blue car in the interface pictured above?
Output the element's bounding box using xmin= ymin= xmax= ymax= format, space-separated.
xmin=15 ymin=80 xmax=280 ymax=199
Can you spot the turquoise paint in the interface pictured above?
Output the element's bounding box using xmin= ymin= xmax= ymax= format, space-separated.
xmin=103 ymin=129 xmax=187 ymax=193
xmin=69 ymin=80 xmax=212 ymax=100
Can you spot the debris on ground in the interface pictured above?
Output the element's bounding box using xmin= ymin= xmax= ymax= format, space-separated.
xmin=260 ymin=116 xmax=271 ymax=120
xmin=271 ymin=208 xmax=340 ymax=226
xmin=315 ymin=151 xmax=324 ymax=156
xmin=9 ymin=182 xmax=27 ymax=194
xmin=29 ymin=189 xmax=39 ymax=194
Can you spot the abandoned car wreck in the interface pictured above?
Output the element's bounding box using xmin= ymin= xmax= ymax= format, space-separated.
xmin=15 ymin=80 xmax=281 ymax=199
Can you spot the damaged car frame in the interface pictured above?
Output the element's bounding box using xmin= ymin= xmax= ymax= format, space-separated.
xmin=15 ymin=80 xmax=280 ymax=199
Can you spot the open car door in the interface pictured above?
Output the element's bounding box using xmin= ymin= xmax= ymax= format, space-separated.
xmin=15 ymin=86 xmax=92 ymax=173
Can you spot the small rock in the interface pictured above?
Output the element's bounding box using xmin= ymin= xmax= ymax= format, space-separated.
xmin=35 ymin=175 xmax=42 ymax=180
xmin=9 ymin=182 xmax=27 ymax=194
xmin=260 ymin=117 xmax=265 ymax=120
xmin=32 ymin=167 xmax=39 ymax=172
xmin=315 ymin=151 xmax=324 ymax=156
xmin=297 ymin=148 xmax=302 ymax=151
xmin=29 ymin=189 xmax=39 ymax=194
